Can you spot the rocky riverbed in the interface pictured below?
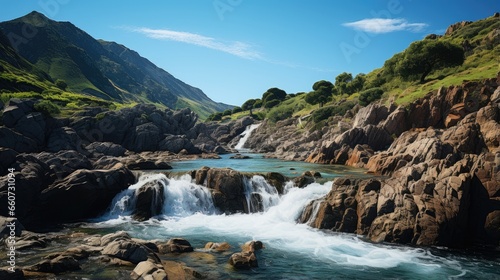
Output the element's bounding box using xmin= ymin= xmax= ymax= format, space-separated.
xmin=0 ymin=76 xmax=499 ymax=278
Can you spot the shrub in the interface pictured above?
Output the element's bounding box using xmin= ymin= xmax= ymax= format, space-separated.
xmin=267 ymin=105 xmax=294 ymax=123
xmin=311 ymin=101 xmax=356 ymax=123
xmin=34 ymin=100 xmax=60 ymax=117
xmin=359 ymin=88 xmax=383 ymax=106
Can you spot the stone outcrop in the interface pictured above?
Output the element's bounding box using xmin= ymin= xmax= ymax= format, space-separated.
xmin=297 ymin=76 xmax=500 ymax=248
xmin=228 ymin=240 xmax=263 ymax=269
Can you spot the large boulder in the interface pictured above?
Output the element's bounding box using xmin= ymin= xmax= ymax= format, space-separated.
xmin=132 ymin=180 xmax=165 ymax=221
xmin=46 ymin=127 xmax=82 ymax=152
xmin=0 ymin=155 xmax=52 ymax=220
xmin=25 ymin=164 xmax=135 ymax=226
xmin=205 ymin=168 xmax=247 ymax=214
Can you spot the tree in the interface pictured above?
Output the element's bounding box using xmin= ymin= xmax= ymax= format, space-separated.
xmin=241 ymin=99 xmax=256 ymax=111
xmin=306 ymin=80 xmax=334 ymax=107
xmin=359 ymin=88 xmax=384 ymax=106
xmin=396 ymin=40 xmax=464 ymax=83
xmin=262 ymin=87 xmax=287 ymax=108
xmin=335 ymin=72 xmax=353 ymax=95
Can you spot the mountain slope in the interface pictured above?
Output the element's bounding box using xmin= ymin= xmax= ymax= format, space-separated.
xmin=0 ymin=11 xmax=232 ymax=118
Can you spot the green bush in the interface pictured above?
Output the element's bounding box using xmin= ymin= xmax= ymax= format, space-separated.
xmin=267 ymin=105 xmax=294 ymax=123
xmin=34 ymin=100 xmax=60 ymax=117
xmin=359 ymin=88 xmax=383 ymax=106
xmin=311 ymin=101 xmax=356 ymax=123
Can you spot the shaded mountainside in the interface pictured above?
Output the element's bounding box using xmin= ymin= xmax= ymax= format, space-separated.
xmin=0 ymin=11 xmax=232 ymax=118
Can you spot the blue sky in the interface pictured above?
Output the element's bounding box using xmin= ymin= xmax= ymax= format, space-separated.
xmin=1 ymin=0 xmax=498 ymax=106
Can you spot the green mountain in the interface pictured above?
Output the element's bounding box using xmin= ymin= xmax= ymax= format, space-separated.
xmin=0 ymin=11 xmax=232 ymax=119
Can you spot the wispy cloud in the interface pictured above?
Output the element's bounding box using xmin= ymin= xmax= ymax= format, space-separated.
xmin=132 ymin=27 xmax=262 ymax=60
xmin=343 ymin=18 xmax=428 ymax=34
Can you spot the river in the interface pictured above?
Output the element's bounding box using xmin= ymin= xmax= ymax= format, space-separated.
xmin=81 ymin=154 xmax=499 ymax=279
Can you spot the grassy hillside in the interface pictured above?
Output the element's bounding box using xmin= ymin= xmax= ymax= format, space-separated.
xmin=0 ymin=11 xmax=232 ymax=120
xmin=213 ymin=14 xmax=499 ymax=125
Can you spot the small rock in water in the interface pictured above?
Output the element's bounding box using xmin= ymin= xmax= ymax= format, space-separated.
xmin=242 ymin=240 xmax=264 ymax=252
xmin=160 ymin=238 xmax=194 ymax=253
xmin=230 ymin=153 xmax=251 ymax=159
xmin=204 ymin=242 xmax=231 ymax=252
xmin=228 ymin=251 xmax=258 ymax=269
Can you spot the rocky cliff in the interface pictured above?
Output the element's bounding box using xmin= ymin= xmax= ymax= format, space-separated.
xmin=247 ymin=75 xmax=500 ymax=247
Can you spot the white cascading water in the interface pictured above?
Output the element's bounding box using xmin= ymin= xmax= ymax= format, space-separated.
xmin=96 ymin=173 xmax=464 ymax=275
xmin=106 ymin=173 xmax=217 ymax=219
xmin=243 ymin=175 xmax=280 ymax=212
xmin=234 ymin=123 xmax=261 ymax=151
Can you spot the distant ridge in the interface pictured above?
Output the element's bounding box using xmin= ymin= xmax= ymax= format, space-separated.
xmin=0 ymin=11 xmax=232 ymax=118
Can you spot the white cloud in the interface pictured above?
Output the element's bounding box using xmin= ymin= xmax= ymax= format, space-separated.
xmin=133 ymin=27 xmax=262 ymax=60
xmin=343 ymin=18 xmax=428 ymax=34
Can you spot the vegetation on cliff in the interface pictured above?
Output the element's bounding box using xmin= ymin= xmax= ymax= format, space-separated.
xmin=210 ymin=13 xmax=499 ymax=126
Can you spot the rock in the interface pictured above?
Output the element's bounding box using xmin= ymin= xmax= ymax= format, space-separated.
xmin=242 ymin=240 xmax=264 ymax=252
xmin=265 ymin=172 xmax=287 ymax=194
xmin=205 ymin=168 xmax=247 ymax=214
xmin=27 ymin=255 xmax=80 ymax=274
xmin=345 ymin=144 xmax=374 ymax=168
xmin=46 ymin=127 xmax=82 ymax=152
xmin=204 ymin=242 xmax=231 ymax=252
xmin=102 ymin=239 xmax=154 ymax=264
xmin=158 ymin=238 xmax=194 ymax=254
xmin=228 ymin=251 xmax=258 ymax=269
xmin=352 ymin=103 xmax=391 ymax=128
xmin=445 ymin=20 xmax=472 ymax=36
xmin=26 ymin=165 xmax=135 ymax=226
xmin=0 ymin=127 xmax=40 ymax=152
xmin=230 ymin=154 xmax=251 ymax=159
xmin=381 ymin=106 xmax=410 ymax=136
xmin=36 ymin=150 xmax=93 ymax=181
xmin=444 ymin=103 xmax=467 ymax=128
xmin=100 ymin=231 xmax=131 ymax=246
xmin=132 ymin=180 xmax=165 ymax=221
xmin=0 ymin=148 xmax=18 ymax=175
xmin=2 ymin=99 xmax=35 ymax=128
xmin=86 ymin=142 xmax=127 ymax=156
xmin=0 ymin=217 xmax=24 ymax=237
xmin=0 ymin=269 xmax=24 ymax=280
xmin=159 ymin=134 xmax=200 ymax=154
xmin=335 ymin=125 xmax=393 ymax=151
xmin=130 ymin=260 xmax=167 ymax=280
xmin=0 ymin=154 xmax=52 ymax=220
xmin=124 ymin=122 xmax=161 ymax=152
xmin=293 ymin=175 xmax=315 ymax=188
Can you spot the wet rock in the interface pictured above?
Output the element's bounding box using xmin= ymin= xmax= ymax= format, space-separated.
xmin=130 ymin=260 xmax=167 ymax=280
xmin=102 ymin=239 xmax=155 ymax=264
xmin=159 ymin=238 xmax=194 ymax=253
xmin=132 ymin=180 xmax=165 ymax=221
xmin=204 ymin=241 xmax=231 ymax=252
xmin=293 ymin=175 xmax=315 ymax=188
xmin=228 ymin=251 xmax=258 ymax=269
xmin=206 ymin=168 xmax=247 ymax=213
xmin=27 ymin=255 xmax=80 ymax=274
xmin=242 ymin=240 xmax=264 ymax=252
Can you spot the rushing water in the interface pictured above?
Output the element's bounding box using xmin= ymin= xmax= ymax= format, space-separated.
xmin=87 ymin=166 xmax=500 ymax=279
xmin=83 ymin=122 xmax=500 ymax=279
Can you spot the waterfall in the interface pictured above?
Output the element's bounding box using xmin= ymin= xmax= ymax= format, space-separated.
xmin=106 ymin=173 xmax=217 ymax=219
xmin=235 ymin=123 xmax=261 ymax=151
xmin=243 ymin=175 xmax=280 ymax=212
